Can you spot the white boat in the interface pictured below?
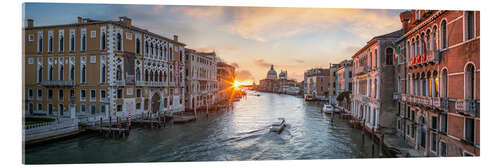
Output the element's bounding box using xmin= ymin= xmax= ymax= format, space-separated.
xmin=270 ymin=118 xmax=286 ymax=133
xmin=322 ymin=104 xmax=334 ymax=114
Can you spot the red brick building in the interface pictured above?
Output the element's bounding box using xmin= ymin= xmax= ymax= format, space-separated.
xmin=394 ymin=10 xmax=480 ymax=157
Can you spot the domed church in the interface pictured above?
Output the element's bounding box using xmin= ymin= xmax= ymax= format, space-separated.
xmin=266 ymin=65 xmax=278 ymax=80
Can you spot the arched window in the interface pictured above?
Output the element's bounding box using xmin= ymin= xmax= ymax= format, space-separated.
xmin=81 ymin=65 xmax=86 ymax=83
xmin=406 ymin=41 xmax=410 ymax=60
xmin=145 ymin=42 xmax=149 ymax=56
xmin=441 ymin=69 xmax=448 ymax=98
xmin=70 ymin=35 xmax=75 ymax=51
xmin=136 ymin=67 xmax=141 ymax=81
xmin=433 ymin=71 xmax=439 ymax=97
xmin=48 ymin=36 xmax=53 ymax=52
xmin=159 ymin=70 xmax=163 ymax=81
xmin=425 ymin=31 xmax=430 ymax=52
xmin=116 ymin=65 xmax=122 ymax=81
xmin=465 ymin=64 xmax=475 ymax=99
xmin=38 ymin=36 xmax=43 ymax=52
xmin=136 ymin=38 xmax=141 ymax=54
xmin=70 ymin=65 xmax=75 ymax=81
xmin=411 ymin=39 xmax=415 ymax=57
xmin=81 ymin=33 xmax=86 ymax=51
xmin=154 ymin=71 xmax=158 ymax=82
xmin=101 ymin=31 xmax=106 ymax=50
xmin=59 ymin=36 xmax=64 ymax=52
xmin=432 ymin=26 xmax=438 ymax=51
xmin=101 ymin=64 xmax=106 ymax=83
xmin=117 ymin=33 xmax=122 ymax=51
xmin=49 ymin=66 xmax=54 ymax=80
xmin=374 ymin=49 xmax=378 ymax=68
xmin=466 ymin=11 xmax=475 ymax=40
xmin=150 ymin=70 xmax=153 ymax=82
xmin=441 ymin=20 xmax=447 ymax=49
xmin=386 ymin=48 xmax=393 ymax=65
xmin=169 ymin=70 xmax=173 ymax=82
xmin=145 ymin=69 xmax=149 ymax=81
xmin=38 ymin=67 xmax=43 ymax=82
xmin=421 ymin=72 xmax=426 ymax=96
xmin=427 ymin=72 xmax=432 ymax=96
xmin=59 ymin=65 xmax=64 ymax=80
xmin=374 ymin=79 xmax=377 ymax=98
xmin=416 ymin=36 xmax=421 ymax=56
xmin=369 ymin=52 xmax=373 ymax=68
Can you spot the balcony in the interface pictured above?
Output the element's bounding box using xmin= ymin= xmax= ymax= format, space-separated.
xmin=135 ymin=81 xmax=168 ymax=87
xmin=409 ymin=50 xmax=441 ymax=68
xmin=455 ymin=99 xmax=478 ymax=117
xmin=401 ymin=94 xmax=448 ymax=111
xmin=40 ymin=80 xmax=75 ymax=87
xmin=355 ymin=66 xmax=370 ymax=75
xmin=115 ymin=80 xmax=126 ymax=86
xmin=100 ymin=97 xmax=110 ymax=103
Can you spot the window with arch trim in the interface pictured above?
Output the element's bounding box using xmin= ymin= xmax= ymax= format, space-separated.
xmin=441 ymin=20 xmax=447 ymax=49
xmin=465 ymin=63 xmax=475 ymax=99
xmin=117 ymin=33 xmax=122 ymax=51
xmin=466 ymin=11 xmax=475 ymax=40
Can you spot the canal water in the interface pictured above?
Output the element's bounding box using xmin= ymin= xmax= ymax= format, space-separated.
xmin=24 ymin=92 xmax=386 ymax=164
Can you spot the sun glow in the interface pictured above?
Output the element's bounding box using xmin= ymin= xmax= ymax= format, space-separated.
xmin=232 ymin=80 xmax=252 ymax=88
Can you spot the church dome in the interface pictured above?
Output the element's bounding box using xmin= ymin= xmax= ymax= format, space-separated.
xmin=266 ymin=65 xmax=277 ymax=80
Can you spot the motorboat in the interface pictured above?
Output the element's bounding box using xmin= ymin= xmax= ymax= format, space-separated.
xmin=323 ymin=104 xmax=334 ymax=114
xmin=304 ymin=94 xmax=313 ymax=101
xmin=270 ymin=118 xmax=286 ymax=133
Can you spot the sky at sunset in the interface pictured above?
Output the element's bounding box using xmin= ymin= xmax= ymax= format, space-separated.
xmin=24 ymin=3 xmax=405 ymax=84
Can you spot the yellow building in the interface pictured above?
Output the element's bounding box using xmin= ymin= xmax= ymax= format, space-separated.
xmin=23 ymin=16 xmax=186 ymax=120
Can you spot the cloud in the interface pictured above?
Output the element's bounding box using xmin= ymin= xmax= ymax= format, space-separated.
xmin=169 ymin=6 xmax=226 ymax=20
xmin=253 ymin=59 xmax=273 ymax=68
xmin=152 ymin=5 xmax=165 ymax=14
xmin=295 ymin=59 xmax=305 ymax=63
xmin=235 ymin=70 xmax=254 ymax=81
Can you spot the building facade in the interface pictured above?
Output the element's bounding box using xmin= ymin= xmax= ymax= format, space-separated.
xmin=24 ymin=16 xmax=186 ymax=120
xmin=335 ymin=60 xmax=353 ymax=109
xmin=185 ymin=49 xmax=218 ymax=111
xmin=304 ymin=68 xmax=330 ymax=100
xmin=351 ymin=30 xmax=401 ymax=133
xmin=394 ymin=10 xmax=480 ymax=156
xmin=328 ymin=64 xmax=340 ymax=104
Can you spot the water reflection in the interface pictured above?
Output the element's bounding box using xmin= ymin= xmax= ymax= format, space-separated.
xmin=24 ymin=92 xmax=385 ymax=164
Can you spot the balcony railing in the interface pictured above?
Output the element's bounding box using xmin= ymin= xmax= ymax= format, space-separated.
xmin=41 ymin=80 xmax=75 ymax=87
xmin=401 ymin=94 xmax=449 ymax=111
xmin=456 ymin=99 xmax=478 ymax=117
xmin=354 ymin=66 xmax=370 ymax=75
xmin=100 ymin=97 xmax=110 ymax=103
xmin=135 ymin=81 xmax=168 ymax=87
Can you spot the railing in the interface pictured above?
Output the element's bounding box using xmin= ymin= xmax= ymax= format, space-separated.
xmin=456 ymin=99 xmax=478 ymax=117
xmin=40 ymin=80 xmax=75 ymax=87
xmin=355 ymin=66 xmax=370 ymax=75
xmin=401 ymin=94 xmax=449 ymax=111
xmin=24 ymin=118 xmax=78 ymax=140
xmin=116 ymin=80 xmax=126 ymax=86
xmin=100 ymin=97 xmax=110 ymax=103
xmin=136 ymin=81 xmax=168 ymax=87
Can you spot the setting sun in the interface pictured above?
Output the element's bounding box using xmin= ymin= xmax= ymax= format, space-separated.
xmin=232 ymin=80 xmax=252 ymax=88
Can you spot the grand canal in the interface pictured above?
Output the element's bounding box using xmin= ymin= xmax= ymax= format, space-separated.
xmin=24 ymin=92 xmax=386 ymax=164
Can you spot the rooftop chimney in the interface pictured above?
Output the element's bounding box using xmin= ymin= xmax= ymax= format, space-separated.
xmin=119 ymin=16 xmax=132 ymax=26
xmin=173 ymin=35 xmax=178 ymax=42
xmin=400 ymin=11 xmax=412 ymax=34
xmin=77 ymin=16 xmax=83 ymax=23
xmin=27 ymin=19 xmax=34 ymax=28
